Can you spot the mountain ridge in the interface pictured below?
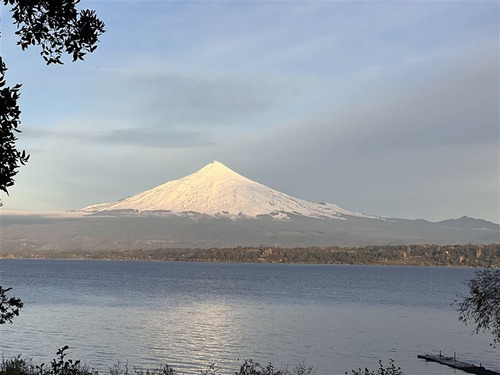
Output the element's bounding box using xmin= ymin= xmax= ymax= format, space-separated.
xmin=1 ymin=213 xmax=498 ymax=251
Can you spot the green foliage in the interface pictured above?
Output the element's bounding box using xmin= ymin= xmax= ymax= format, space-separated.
xmin=0 ymin=285 xmax=23 ymax=324
xmin=1 ymin=355 xmax=318 ymax=375
xmin=290 ymin=363 xmax=315 ymax=375
xmin=0 ymin=354 xmax=408 ymax=375
xmin=4 ymin=0 xmax=105 ymax=65
xmin=108 ymin=360 xmax=314 ymax=375
xmin=235 ymin=360 xmax=282 ymax=375
xmin=0 ymin=348 xmax=96 ymax=375
xmin=109 ymin=363 xmax=176 ymax=375
xmin=233 ymin=360 xmax=315 ymax=375
xmin=0 ymin=58 xmax=28 ymax=197
xmin=348 ymin=360 xmax=404 ymax=375
xmin=199 ymin=364 xmax=219 ymax=375
xmin=44 ymin=346 xmax=85 ymax=375
xmin=0 ymin=356 xmax=32 ymax=375
xmin=0 ymin=0 xmax=104 ymax=196
xmin=458 ymin=268 xmax=500 ymax=347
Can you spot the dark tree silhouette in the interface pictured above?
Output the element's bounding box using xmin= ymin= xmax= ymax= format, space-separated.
xmin=348 ymin=360 xmax=404 ymax=375
xmin=0 ymin=58 xmax=27 ymax=197
xmin=0 ymin=286 xmax=24 ymax=324
xmin=0 ymin=0 xmax=105 ymax=199
xmin=458 ymin=268 xmax=500 ymax=347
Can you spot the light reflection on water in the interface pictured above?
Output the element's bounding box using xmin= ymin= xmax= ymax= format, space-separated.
xmin=0 ymin=260 xmax=498 ymax=375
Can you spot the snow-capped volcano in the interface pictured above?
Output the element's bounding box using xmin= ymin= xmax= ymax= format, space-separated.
xmin=81 ymin=161 xmax=374 ymax=220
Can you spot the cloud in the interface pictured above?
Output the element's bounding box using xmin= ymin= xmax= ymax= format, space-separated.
xmin=5 ymin=1 xmax=498 ymax=223
xmin=13 ymin=42 xmax=498 ymax=222
xmin=208 ymin=44 xmax=499 ymax=221
xmin=253 ymin=43 xmax=499 ymax=155
xmin=353 ymin=57 xmax=499 ymax=152
xmin=22 ymin=126 xmax=214 ymax=149
xmin=95 ymin=71 xmax=303 ymax=127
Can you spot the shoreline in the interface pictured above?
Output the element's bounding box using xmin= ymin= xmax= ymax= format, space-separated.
xmin=1 ymin=243 xmax=498 ymax=268
xmin=0 ymin=257 xmax=488 ymax=269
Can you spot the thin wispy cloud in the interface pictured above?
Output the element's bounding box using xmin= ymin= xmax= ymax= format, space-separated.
xmin=96 ymin=71 xmax=303 ymax=127
xmin=22 ymin=127 xmax=214 ymax=149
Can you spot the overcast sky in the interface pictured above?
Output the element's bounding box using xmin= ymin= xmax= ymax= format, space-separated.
xmin=1 ymin=0 xmax=498 ymax=223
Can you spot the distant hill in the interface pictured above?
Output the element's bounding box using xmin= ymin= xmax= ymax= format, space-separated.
xmin=436 ymin=216 xmax=499 ymax=231
xmin=1 ymin=212 xmax=498 ymax=251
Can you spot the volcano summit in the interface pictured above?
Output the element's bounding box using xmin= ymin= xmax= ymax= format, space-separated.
xmin=2 ymin=162 xmax=497 ymax=250
xmin=81 ymin=161 xmax=373 ymax=220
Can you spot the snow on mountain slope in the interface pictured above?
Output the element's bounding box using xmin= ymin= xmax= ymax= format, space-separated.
xmin=81 ymin=161 xmax=376 ymax=220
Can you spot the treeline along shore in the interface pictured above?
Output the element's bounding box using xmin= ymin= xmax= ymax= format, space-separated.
xmin=1 ymin=244 xmax=499 ymax=267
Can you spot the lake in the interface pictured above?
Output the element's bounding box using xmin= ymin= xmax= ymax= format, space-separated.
xmin=0 ymin=260 xmax=498 ymax=375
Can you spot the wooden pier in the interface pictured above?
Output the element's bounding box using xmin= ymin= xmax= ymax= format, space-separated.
xmin=418 ymin=353 xmax=499 ymax=375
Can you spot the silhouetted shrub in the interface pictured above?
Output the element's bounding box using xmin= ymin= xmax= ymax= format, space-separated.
xmin=0 ymin=356 xmax=32 ymax=375
xmin=0 ymin=286 xmax=23 ymax=324
xmin=2 ymin=350 xmax=403 ymax=375
xmin=233 ymin=360 xmax=315 ymax=375
xmin=348 ymin=360 xmax=404 ymax=375
xmin=457 ymin=268 xmax=500 ymax=347
xmin=110 ymin=363 xmax=176 ymax=375
xmin=0 ymin=347 xmax=97 ymax=375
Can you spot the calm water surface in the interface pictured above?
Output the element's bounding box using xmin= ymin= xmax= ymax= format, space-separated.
xmin=0 ymin=260 xmax=498 ymax=375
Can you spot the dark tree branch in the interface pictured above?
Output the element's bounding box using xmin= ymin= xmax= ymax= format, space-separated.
xmin=457 ymin=268 xmax=500 ymax=347
xmin=0 ymin=58 xmax=28 ymax=198
xmin=0 ymin=286 xmax=24 ymax=324
xmin=0 ymin=0 xmax=104 ymax=196
xmin=5 ymin=0 xmax=105 ymax=65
